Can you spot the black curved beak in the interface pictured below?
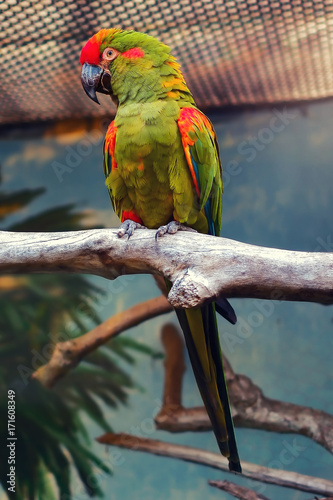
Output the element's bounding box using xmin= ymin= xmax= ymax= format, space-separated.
xmin=81 ymin=63 xmax=112 ymax=105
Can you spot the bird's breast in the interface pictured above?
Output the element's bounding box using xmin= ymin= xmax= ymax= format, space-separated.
xmin=113 ymin=102 xmax=183 ymax=227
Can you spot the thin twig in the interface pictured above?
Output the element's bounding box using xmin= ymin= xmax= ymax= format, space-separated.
xmin=96 ymin=433 xmax=333 ymax=497
xmin=308 ymin=497 xmax=333 ymax=500
xmin=32 ymin=295 xmax=172 ymax=388
xmin=209 ymin=480 xmax=270 ymax=500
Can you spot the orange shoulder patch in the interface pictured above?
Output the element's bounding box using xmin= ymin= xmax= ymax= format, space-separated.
xmin=178 ymin=107 xmax=215 ymax=198
xmin=104 ymin=120 xmax=117 ymax=170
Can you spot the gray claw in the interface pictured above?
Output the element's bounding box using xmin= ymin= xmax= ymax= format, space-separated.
xmin=155 ymin=221 xmax=196 ymax=240
xmin=118 ymin=219 xmax=145 ymax=239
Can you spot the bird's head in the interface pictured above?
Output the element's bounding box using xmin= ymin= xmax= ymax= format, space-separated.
xmin=80 ymin=29 xmax=191 ymax=106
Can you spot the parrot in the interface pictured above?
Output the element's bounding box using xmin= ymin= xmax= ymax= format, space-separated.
xmin=80 ymin=28 xmax=241 ymax=473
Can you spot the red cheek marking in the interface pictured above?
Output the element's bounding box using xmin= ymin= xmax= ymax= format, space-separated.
xmin=80 ymin=40 xmax=101 ymax=66
xmin=122 ymin=47 xmax=144 ymax=59
xmin=121 ymin=211 xmax=143 ymax=224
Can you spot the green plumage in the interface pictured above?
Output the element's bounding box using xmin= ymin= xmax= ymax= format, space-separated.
xmin=81 ymin=28 xmax=241 ymax=472
xmin=111 ymin=101 xmax=198 ymax=229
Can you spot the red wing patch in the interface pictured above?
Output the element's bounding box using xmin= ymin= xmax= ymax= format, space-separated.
xmin=178 ymin=107 xmax=215 ymax=199
xmin=104 ymin=120 xmax=117 ymax=171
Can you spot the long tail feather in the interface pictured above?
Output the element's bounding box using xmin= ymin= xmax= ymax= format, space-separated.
xmin=175 ymin=303 xmax=241 ymax=473
xmin=215 ymin=297 xmax=237 ymax=325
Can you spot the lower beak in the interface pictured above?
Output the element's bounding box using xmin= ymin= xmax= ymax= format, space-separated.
xmin=81 ymin=63 xmax=112 ymax=105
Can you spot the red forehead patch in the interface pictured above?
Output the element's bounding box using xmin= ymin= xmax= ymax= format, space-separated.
xmin=122 ymin=47 xmax=144 ymax=59
xmin=80 ymin=39 xmax=101 ymax=65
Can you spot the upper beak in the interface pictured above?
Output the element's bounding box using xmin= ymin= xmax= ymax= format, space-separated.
xmin=81 ymin=63 xmax=112 ymax=105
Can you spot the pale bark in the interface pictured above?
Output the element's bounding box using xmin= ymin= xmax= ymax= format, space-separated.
xmin=0 ymin=229 xmax=332 ymax=308
xmin=96 ymin=433 xmax=333 ymax=497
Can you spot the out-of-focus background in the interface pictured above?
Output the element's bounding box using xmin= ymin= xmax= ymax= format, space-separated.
xmin=0 ymin=1 xmax=333 ymax=499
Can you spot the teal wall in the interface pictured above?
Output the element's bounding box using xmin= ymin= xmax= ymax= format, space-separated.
xmin=1 ymin=100 xmax=332 ymax=499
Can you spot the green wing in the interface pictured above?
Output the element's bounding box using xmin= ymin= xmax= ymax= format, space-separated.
xmin=178 ymin=107 xmax=223 ymax=236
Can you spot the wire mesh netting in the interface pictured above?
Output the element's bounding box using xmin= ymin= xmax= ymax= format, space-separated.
xmin=1 ymin=0 xmax=333 ymax=125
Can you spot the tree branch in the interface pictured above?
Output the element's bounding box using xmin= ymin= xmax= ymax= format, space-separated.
xmin=32 ymin=295 xmax=172 ymax=388
xmin=155 ymin=325 xmax=333 ymax=455
xmin=309 ymin=497 xmax=333 ymax=500
xmin=160 ymin=323 xmax=185 ymax=411
xmin=0 ymin=229 xmax=332 ymax=308
xmin=96 ymin=433 xmax=333 ymax=497
xmin=226 ymin=355 xmax=333 ymax=456
xmin=309 ymin=498 xmax=333 ymax=500
xmin=208 ymin=480 xmax=270 ymax=500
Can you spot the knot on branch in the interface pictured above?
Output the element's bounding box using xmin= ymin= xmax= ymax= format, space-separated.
xmin=168 ymin=269 xmax=213 ymax=308
xmin=229 ymin=373 xmax=264 ymax=409
xmin=32 ymin=339 xmax=81 ymax=388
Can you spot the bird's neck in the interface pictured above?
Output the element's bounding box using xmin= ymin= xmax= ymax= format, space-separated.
xmin=111 ymin=57 xmax=196 ymax=106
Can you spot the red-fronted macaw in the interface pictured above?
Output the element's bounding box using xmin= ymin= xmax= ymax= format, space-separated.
xmin=80 ymin=29 xmax=241 ymax=473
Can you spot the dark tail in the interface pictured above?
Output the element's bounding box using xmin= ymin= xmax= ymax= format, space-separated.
xmin=175 ymin=303 xmax=241 ymax=473
xmin=215 ymin=297 xmax=237 ymax=325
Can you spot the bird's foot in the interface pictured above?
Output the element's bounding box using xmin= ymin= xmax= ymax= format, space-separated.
xmin=155 ymin=221 xmax=196 ymax=240
xmin=118 ymin=219 xmax=146 ymax=239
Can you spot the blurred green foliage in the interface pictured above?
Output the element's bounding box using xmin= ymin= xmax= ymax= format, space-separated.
xmin=0 ymin=170 xmax=157 ymax=499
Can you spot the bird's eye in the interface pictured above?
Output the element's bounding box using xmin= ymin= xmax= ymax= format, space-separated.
xmin=103 ymin=47 xmax=118 ymax=61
